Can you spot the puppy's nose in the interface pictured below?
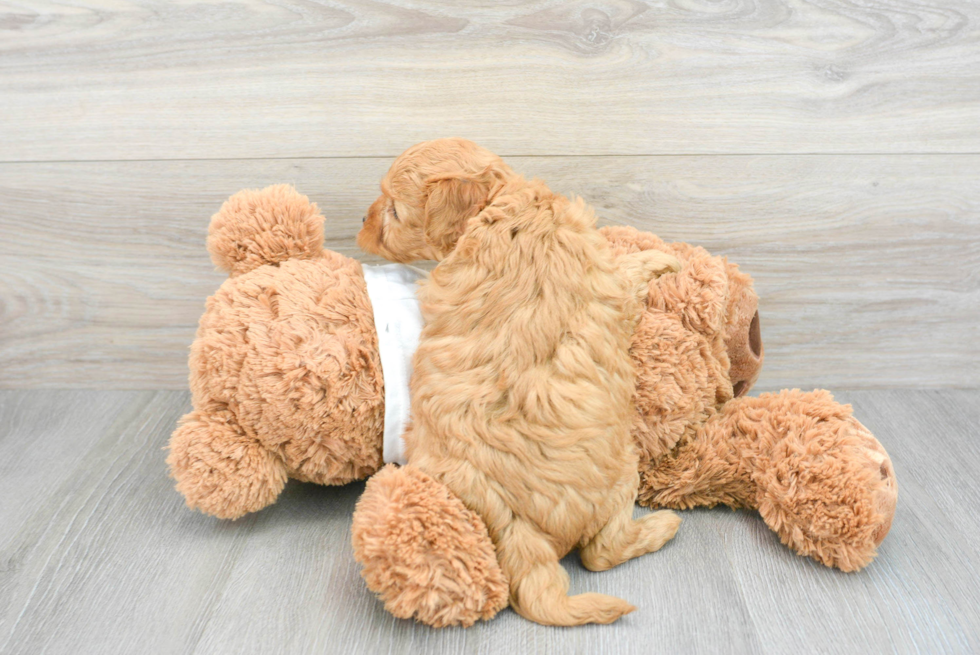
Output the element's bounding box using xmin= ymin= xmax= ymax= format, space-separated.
xmin=362 ymin=215 xmax=366 ymax=223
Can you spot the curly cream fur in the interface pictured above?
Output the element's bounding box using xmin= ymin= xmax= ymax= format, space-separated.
xmin=353 ymin=225 xmax=896 ymax=627
xmin=358 ymin=139 xmax=681 ymax=626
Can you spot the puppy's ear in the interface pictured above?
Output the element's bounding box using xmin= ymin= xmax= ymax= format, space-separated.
xmin=422 ymin=173 xmax=490 ymax=256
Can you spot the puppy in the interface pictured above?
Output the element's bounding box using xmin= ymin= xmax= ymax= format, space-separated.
xmin=358 ymin=138 xmax=681 ymax=626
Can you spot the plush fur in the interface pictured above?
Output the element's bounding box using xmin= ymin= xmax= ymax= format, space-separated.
xmin=601 ymin=226 xmax=897 ymax=572
xmin=167 ymin=185 xmax=385 ymax=519
xmin=354 ymin=224 xmax=897 ymax=626
xmin=351 ymin=464 xmax=508 ymax=627
xmin=168 ymin=183 xmax=897 ymax=627
xmin=357 ymin=139 xmax=682 ymax=626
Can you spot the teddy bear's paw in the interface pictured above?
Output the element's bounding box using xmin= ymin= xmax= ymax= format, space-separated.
xmin=352 ymin=464 xmax=508 ymax=628
xmin=851 ymin=420 xmax=898 ymax=549
xmin=167 ymin=410 xmax=288 ymax=520
xmin=756 ymin=416 xmax=898 ymax=572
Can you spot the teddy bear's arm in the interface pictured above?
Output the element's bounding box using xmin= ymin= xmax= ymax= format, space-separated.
xmin=167 ymin=404 xmax=289 ymax=519
xmin=638 ymin=389 xmax=897 ymax=571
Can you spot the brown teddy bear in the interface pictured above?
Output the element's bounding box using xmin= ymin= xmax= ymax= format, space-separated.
xmin=167 ymin=185 xmax=897 ymax=625
xmin=351 ymin=226 xmax=898 ymax=627
xmin=167 ymin=184 xmax=386 ymax=518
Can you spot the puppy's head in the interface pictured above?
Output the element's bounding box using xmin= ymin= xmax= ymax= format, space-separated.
xmin=358 ymin=138 xmax=513 ymax=262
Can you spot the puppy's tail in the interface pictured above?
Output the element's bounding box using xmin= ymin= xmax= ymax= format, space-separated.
xmin=207 ymin=184 xmax=325 ymax=277
xmin=497 ymin=518 xmax=636 ymax=626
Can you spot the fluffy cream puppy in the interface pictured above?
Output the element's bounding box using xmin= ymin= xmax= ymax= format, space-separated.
xmin=358 ymin=138 xmax=681 ymax=626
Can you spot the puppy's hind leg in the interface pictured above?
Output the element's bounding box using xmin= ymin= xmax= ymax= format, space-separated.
xmin=498 ymin=517 xmax=636 ymax=626
xmin=580 ymin=501 xmax=682 ymax=572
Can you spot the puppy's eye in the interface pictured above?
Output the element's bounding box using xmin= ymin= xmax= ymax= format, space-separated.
xmin=391 ymin=204 xmax=399 ymax=222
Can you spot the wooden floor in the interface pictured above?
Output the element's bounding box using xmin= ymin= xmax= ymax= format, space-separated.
xmin=0 ymin=389 xmax=978 ymax=654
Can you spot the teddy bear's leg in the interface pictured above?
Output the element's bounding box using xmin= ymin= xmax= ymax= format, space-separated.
xmin=639 ymin=390 xmax=898 ymax=571
xmin=637 ymin=422 xmax=754 ymax=512
xmin=351 ymin=464 xmax=508 ymax=628
xmin=167 ymin=405 xmax=288 ymax=520
xmin=739 ymin=390 xmax=897 ymax=571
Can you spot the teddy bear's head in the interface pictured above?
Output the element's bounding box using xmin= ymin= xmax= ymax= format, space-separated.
xmin=599 ymin=226 xmax=764 ymax=464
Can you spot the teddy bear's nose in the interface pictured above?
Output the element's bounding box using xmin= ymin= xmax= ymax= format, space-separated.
xmin=728 ymin=306 xmax=763 ymax=399
xmin=749 ymin=310 xmax=762 ymax=359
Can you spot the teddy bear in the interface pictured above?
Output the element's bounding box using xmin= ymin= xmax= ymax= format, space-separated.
xmin=167 ymin=185 xmax=897 ymax=624
xmin=350 ymin=226 xmax=898 ymax=627
xmin=167 ymin=184 xmax=387 ymax=518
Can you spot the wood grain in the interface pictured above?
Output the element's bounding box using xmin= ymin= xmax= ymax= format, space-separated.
xmin=1 ymin=389 xmax=977 ymax=653
xmin=1 ymin=0 xmax=979 ymax=161
xmin=2 ymin=2 xmax=976 ymax=652
xmin=1 ymin=156 xmax=977 ymax=389
xmin=0 ymin=390 xmax=255 ymax=654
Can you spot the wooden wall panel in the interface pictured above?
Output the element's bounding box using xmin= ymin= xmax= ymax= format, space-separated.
xmin=2 ymin=155 xmax=976 ymax=388
xmin=1 ymin=0 xmax=979 ymax=161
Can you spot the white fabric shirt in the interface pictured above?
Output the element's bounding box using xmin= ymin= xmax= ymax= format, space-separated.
xmin=361 ymin=263 xmax=426 ymax=465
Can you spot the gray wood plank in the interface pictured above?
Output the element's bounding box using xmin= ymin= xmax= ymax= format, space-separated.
xmin=1 ymin=389 xmax=979 ymax=654
xmin=1 ymin=0 xmax=979 ymax=161
xmin=0 ymin=390 xmax=254 ymax=655
xmin=2 ymin=156 xmax=977 ymax=389
xmin=0 ymin=391 xmax=136 ymax=542
xmin=191 ymin=499 xmax=762 ymax=655
xmin=718 ymin=390 xmax=980 ymax=655
xmin=0 ymin=390 xmax=153 ymax=633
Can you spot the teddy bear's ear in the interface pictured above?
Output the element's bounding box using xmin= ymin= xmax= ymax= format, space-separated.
xmin=653 ymin=245 xmax=730 ymax=338
xmin=207 ymin=184 xmax=324 ymax=277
